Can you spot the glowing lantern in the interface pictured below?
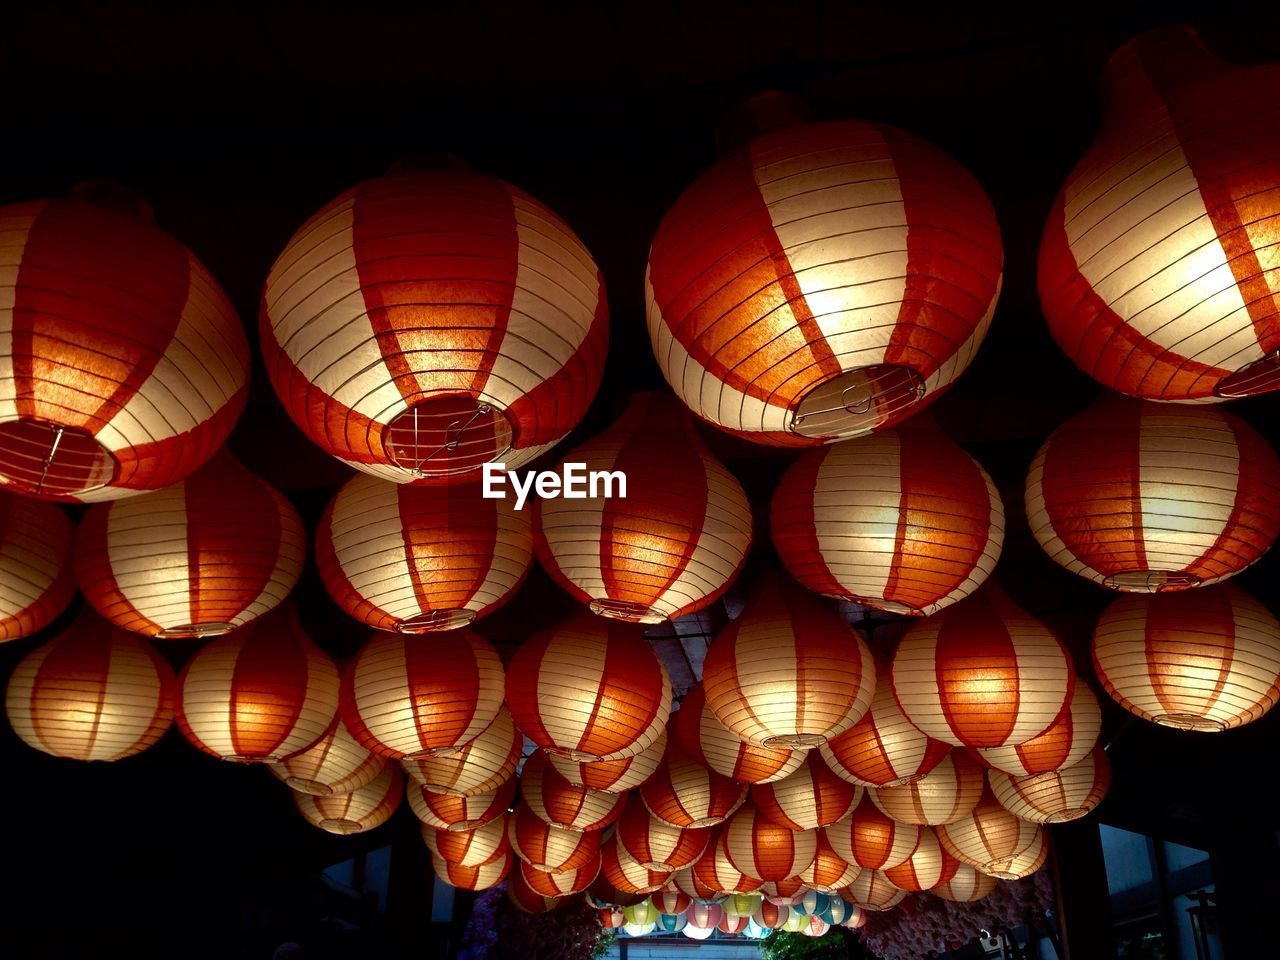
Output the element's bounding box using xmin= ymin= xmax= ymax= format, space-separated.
xmin=975 ymin=683 xmax=1101 ymax=777
xmin=823 ymin=795 xmax=921 ymax=871
xmin=751 ymin=752 xmax=862 ymax=830
xmin=293 ymin=763 xmax=403 ymax=834
xmin=754 ymin=900 xmax=791 ymax=929
xmin=871 ymin=750 xmax=984 ymax=826
xmin=620 ymin=920 xmax=654 ymax=936
xmin=601 ymin=839 xmax=672 ymax=895
xmin=260 ymin=169 xmax=608 ymax=484
xmin=772 ymin=421 xmax=1003 ymax=615
xmin=1093 ymin=584 xmax=1280 ymax=730
xmin=548 ymin=728 xmax=667 ymax=793
xmin=0 ymin=492 xmax=74 ymax=641
xmin=793 ymin=889 xmax=831 ymax=917
xmin=842 ymin=870 xmax=907 ymax=911
xmin=407 ymin=776 xmax=515 ymax=831
xmin=506 ymin=612 xmax=671 ymax=760
xmin=684 ymin=923 xmax=715 ymax=941
xmin=819 ymin=898 xmax=853 ymax=925
xmin=798 ymin=836 xmax=861 ymax=892
xmin=841 ymin=905 xmax=868 ymax=929
xmin=991 ymin=746 xmax=1111 ymax=824
xmin=762 ymin=876 xmax=806 ymax=905
xmin=5 ymin=612 xmax=174 ymax=760
xmin=933 ymin=863 xmax=997 ymax=903
xmin=508 ymin=804 xmax=601 ymax=872
xmin=535 ymin=393 xmax=752 ymax=623
xmin=520 ymin=750 xmax=627 ymax=832
xmin=431 ymin=849 xmax=511 ymax=890
xmin=672 ymin=866 xmax=725 ymax=903
xmin=1039 ymin=25 xmax=1280 ymax=403
xmin=693 ymin=835 xmax=765 ymax=895
xmin=936 ymin=789 xmax=1046 ymax=880
xmin=722 ymin=804 xmax=818 ymax=882
xmin=402 ymin=706 xmax=520 ymax=796
xmin=1025 ymin=397 xmax=1280 ymax=591
xmin=422 ymin=816 xmax=509 ymax=867
xmin=718 ymin=914 xmax=749 ymax=936
xmin=316 ymin=474 xmax=532 ymax=633
xmin=520 ymin=856 xmax=601 ymax=897
xmin=674 ymin=684 xmax=803 ymax=784
xmin=657 ymin=913 xmax=688 ymax=933
xmin=820 ymin=676 xmax=951 ymax=787
xmin=341 ymin=627 xmax=504 ymax=758
xmin=269 ymin=720 xmax=387 ymax=796
xmin=723 ymin=893 xmax=763 ymax=919
xmin=652 ymin=889 xmax=691 ymax=915
xmin=508 ymin=867 xmax=562 ymax=914
xmin=0 ymin=192 xmax=249 ymax=502
xmin=617 ymin=799 xmax=711 ymax=871
xmin=625 ymin=899 xmax=661 ymax=925
xmin=702 ymin=572 xmax=876 ymax=748
xmin=177 ymin=605 xmax=338 ymax=761
xmin=883 ymin=828 xmax=960 ymax=892
xmin=688 ymin=902 xmax=724 ymax=928
xmin=783 ymin=909 xmax=814 ymax=932
xmin=640 ymin=743 xmax=748 ymax=828
xmin=891 ymin=586 xmax=1074 ymax=748
xmin=802 ymin=917 xmax=831 ymax=938
xmin=599 ymin=907 xmax=626 ymax=929
xmin=975 ymin=828 xmax=1049 ymax=880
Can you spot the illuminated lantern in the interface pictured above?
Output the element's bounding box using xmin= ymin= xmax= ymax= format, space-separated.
xmin=269 ymin=720 xmax=387 ymax=796
xmin=0 ymin=492 xmax=74 ymax=641
xmin=743 ymin=919 xmax=770 ymax=939
xmin=684 ymin=923 xmax=715 ymax=941
xmin=841 ymin=905 xmax=868 ymax=929
xmin=177 ymin=605 xmax=338 ymax=761
xmin=423 ymin=816 xmax=509 ymax=867
xmin=761 ymin=876 xmax=806 ymax=905
xmin=802 ymin=917 xmax=831 ymax=938
xmin=783 ymin=909 xmax=814 ymax=932
xmin=883 ymin=828 xmax=960 ymax=892
xmin=793 ymin=890 xmax=831 ymax=918
xmin=842 ymin=870 xmax=907 ymax=911
xmin=317 ymin=474 xmax=532 ymax=632
xmin=620 ymin=921 xmax=654 ymax=936
xmin=936 ymin=789 xmax=1045 ymax=880
xmin=891 ymin=586 xmax=1074 ymax=748
xmin=819 ymin=898 xmax=853 ymax=925
xmin=5 ymin=612 xmax=174 ymax=760
xmin=645 ymin=112 xmax=1003 ymax=447
xmin=702 ymin=572 xmax=876 ymax=748
xmin=722 ymin=804 xmax=818 ymax=882
xmin=640 ymin=743 xmax=748 ymax=828
xmin=718 ymin=914 xmax=749 ymax=936
xmin=617 ymin=799 xmax=711 ymax=871
xmin=0 ymin=192 xmax=249 ymax=502
xmin=754 ymin=900 xmax=791 ymax=929
xmin=407 ymin=776 xmax=515 ymax=831
xmin=973 ymin=828 xmax=1049 ymax=880
xmin=599 ymin=907 xmax=626 ymax=929
xmin=341 ymin=627 xmax=503 ymax=758
xmin=693 ymin=835 xmax=765 ymax=895
xmin=508 ymin=867 xmax=562 ymax=914
xmin=823 ymin=795 xmax=921 ymax=871
xmin=820 ymin=676 xmax=951 ymax=787
xmin=1093 ymin=585 xmax=1280 ymax=730
xmin=431 ymin=849 xmax=511 ymax=890
xmin=293 ymin=763 xmax=403 ymax=834
xmin=991 ymin=746 xmax=1111 ymax=824
xmin=548 ymin=728 xmax=668 ymax=793
xmin=798 ymin=836 xmax=860 ymax=892
xmin=723 ymin=893 xmax=762 ymax=919
xmin=626 ymin=899 xmax=661 ymax=925
xmin=601 ymin=839 xmax=672 ymax=895
xmin=520 ymin=856 xmax=601 ymax=897
xmin=657 ymin=913 xmax=688 ymax=933
xmin=975 ymin=683 xmax=1101 ymax=777
xmin=520 ymin=750 xmax=627 ymax=832
xmin=260 ymin=169 xmax=608 ymax=484
xmin=871 ymin=750 xmax=984 ymax=826
xmin=535 ymin=393 xmax=752 ymax=623
xmin=402 ymin=706 xmax=520 ymax=796
xmin=652 ymin=889 xmax=691 ymax=915
xmin=688 ymin=902 xmax=724 ymax=928
xmin=1038 ymin=25 xmax=1280 ymax=403
xmin=506 ymin=612 xmax=671 ymax=760
xmin=672 ymin=867 xmax=725 ymax=903
xmin=772 ymin=422 xmax=1003 ymax=616
xmin=751 ymin=752 xmax=861 ymax=830
xmin=933 ymin=863 xmax=997 ymax=903
xmin=1025 ymin=397 xmax=1280 ymax=591
xmin=674 ymin=684 xmax=803 ymax=784
xmin=508 ymin=804 xmax=601 ymax=872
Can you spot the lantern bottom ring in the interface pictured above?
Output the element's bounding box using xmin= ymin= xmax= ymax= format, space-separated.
xmin=319 ymin=817 xmax=367 ymax=835
xmin=157 ymin=621 xmax=236 ymax=639
xmin=383 ymin=395 xmax=514 ymax=479
xmin=1044 ymin=808 xmax=1090 ymax=823
xmin=1101 ymin=569 xmax=1201 ymax=591
xmin=545 ymin=746 xmax=605 ymax=762
xmin=981 ymin=865 xmax=1021 ymax=880
xmin=1152 ymin=712 xmax=1226 ymax=732
xmin=842 ymin=595 xmax=925 ymax=616
xmin=285 ymin=776 xmax=341 ymax=796
xmin=762 ymin=733 xmax=828 ymax=748
xmin=588 ymin=598 xmax=667 ymax=624
xmin=0 ymin=417 xmax=117 ymax=498
xmin=1215 ymin=351 xmax=1280 ymax=398
xmin=420 ymin=782 xmax=467 ymax=796
xmin=446 ymin=818 xmax=489 ymax=832
xmin=789 ymin=365 xmax=925 ymax=440
xmin=396 ymin=609 xmax=477 ymax=632
xmin=880 ymin=771 xmax=928 ymax=787
xmin=687 ymin=816 xmax=728 ymax=829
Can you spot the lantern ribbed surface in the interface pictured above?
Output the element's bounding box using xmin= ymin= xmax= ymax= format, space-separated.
xmin=842 ymin=870 xmax=907 ymax=911
xmin=507 ymin=803 xmax=600 ymax=872
xmin=797 ymin=836 xmax=860 ymax=892
xmin=842 ymin=905 xmax=869 ymax=929
xmin=818 ymin=897 xmax=853 ymax=925
xmin=723 ymin=892 xmax=763 ymax=920
xmin=975 ymin=682 xmax=1101 ymax=777
xmin=883 ymin=827 xmax=960 ymax=891
xmin=293 ymin=762 xmax=403 ymax=835
xmin=639 ymin=743 xmax=748 ymax=828
xmin=76 ymin=454 xmax=304 ymax=639
xmin=535 ymin=393 xmax=752 ymax=623
xmin=820 ymin=674 xmax=951 ymax=787
xmin=645 ymin=117 xmax=1003 ymax=446
xmin=674 ymin=684 xmax=804 ymax=784
xmin=519 ymin=855 xmax=601 ymax=897
xmin=268 ymin=719 xmax=387 ymax=796
xmin=421 ymin=815 xmax=509 ymax=867
xmin=932 ymin=863 xmax=997 ymax=903
xmin=1092 ymin=584 xmax=1280 ymax=731
xmin=783 ymin=907 xmax=816 ymax=931
xmin=520 ymin=750 xmax=627 ymax=832
xmin=1025 ymin=397 xmax=1280 ymax=591
xmin=0 ymin=195 xmax=249 ymax=502
xmin=340 ymin=626 xmax=504 ymax=759
xmin=871 ymin=750 xmax=984 ymax=825
xmin=991 ymin=746 xmax=1111 ymax=823
xmin=617 ymin=798 xmax=711 ymax=871
xmin=702 ymin=572 xmax=876 ymax=748
xmin=625 ymin=899 xmax=661 ymax=925
xmin=975 ymin=827 xmax=1048 ymax=880
xmin=794 ymin=889 xmax=830 ymax=917
xmin=672 ymin=866 xmax=725 ymax=903
xmin=5 ymin=611 xmax=175 ymax=760
xmin=761 ymin=876 xmax=806 ymax=905
xmin=316 ymin=474 xmax=532 ymax=633
xmin=684 ymin=922 xmax=715 ymax=941
xmin=507 ymin=867 xmax=562 ymax=913
xmin=692 ymin=835 xmax=765 ymax=895
xmin=891 ymin=586 xmax=1074 ymax=748
xmin=260 ymin=169 xmax=608 ymax=484
xmin=751 ymin=751 xmax=862 ymax=830
xmin=506 ymin=612 xmax=671 ymax=761
xmin=653 ymin=889 xmax=692 ymax=915
xmin=937 ymin=788 xmax=1045 ymax=879
xmin=687 ymin=902 xmax=724 ymax=928
xmin=0 ymin=492 xmax=74 ymax=640
xmin=1039 ymin=26 xmax=1280 ymax=403
xmin=407 ymin=775 xmax=515 ymax=831
xmin=722 ymin=803 xmax=818 ymax=882
xmin=547 ymin=727 xmax=667 ymax=793
xmin=772 ymin=421 xmax=1004 ymax=615
xmin=431 ymin=849 xmax=512 ymax=890
xmin=802 ymin=917 xmax=831 ymax=938
xmin=823 ymin=796 xmax=922 ymax=871
xmin=177 ymin=604 xmax=338 ymax=762
xmin=601 ymin=838 xmax=673 ymax=894
xmin=718 ymin=913 xmax=750 ymax=935
xmin=402 ymin=706 xmax=520 ymax=796
xmin=753 ymin=900 xmax=791 ymax=929
xmin=599 ymin=907 xmax=626 ymax=929
xmin=657 ymin=912 xmax=689 ymax=934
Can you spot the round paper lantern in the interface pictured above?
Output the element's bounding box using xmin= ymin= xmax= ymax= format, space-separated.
xmin=1093 ymin=584 xmax=1280 ymax=730
xmin=936 ymin=789 xmax=1045 ymax=880
xmin=684 ymin=924 xmax=715 ymax=941
xmin=508 ymin=803 xmax=601 ymax=872
xmin=883 ymin=828 xmax=960 ymax=892
xmin=548 ymin=728 xmax=667 ymax=793
xmin=5 ymin=612 xmax=175 ymax=760
xmin=975 ymin=828 xmax=1049 ymax=880
xmin=508 ymin=867 xmax=563 ymax=914
xmin=617 ymin=799 xmax=711 ymax=871
xmin=751 ymin=752 xmax=862 ymax=830
xmin=657 ymin=912 xmax=688 ymax=933
xmin=431 ymin=849 xmax=511 ymax=891
xmin=793 ymin=889 xmax=831 ymax=917
xmin=599 ymin=907 xmax=626 ymax=929
xmin=317 ymin=474 xmax=532 ymax=632
xmin=0 ymin=193 xmax=249 ymax=502
xmin=75 ymin=454 xmax=304 ymax=639
xmin=645 ymin=115 xmax=1003 ymax=446
xmin=519 ymin=856 xmax=601 ymax=897
xmin=754 ymin=900 xmax=791 ymax=929
xmin=822 ymin=795 xmax=921 ymax=871
xmin=535 ymin=393 xmax=752 ymax=623
xmin=818 ymin=898 xmax=853 ymax=925
xmin=620 ymin=920 xmax=654 ymax=936
xmin=260 ymin=169 xmax=608 ymax=484
xmin=718 ymin=913 xmax=749 ymax=936
xmin=268 ymin=719 xmax=387 ymax=796
xmin=802 ymin=917 xmax=831 ymax=938
xmin=674 ymin=684 xmax=803 ymax=784
xmin=625 ymin=900 xmax=662 ymax=926
xmin=693 ymin=836 xmax=765 ymax=895
xmin=177 ymin=605 xmax=338 ymax=762
xmin=820 ymin=675 xmax=951 ymax=787
xmin=743 ymin=919 xmax=770 ymax=939
xmin=975 ymin=682 xmax=1101 ymax=777
xmin=991 ymin=746 xmax=1111 ymax=824
xmin=294 ymin=763 xmax=403 ymax=835
xmin=723 ymin=893 xmax=763 ymax=919
xmin=601 ymin=839 xmax=672 ymax=895
xmin=407 ymin=776 xmax=515 ymax=831
xmin=891 ymin=586 xmax=1074 ymax=748
xmin=842 ymin=870 xmax=908 ymax=911
xmin=0 ymin=492 xmax=74 ymax=641
xmin=841 ymin=905 xmax=868 ymax=929
xmin=672 ymin=867 xmax=726 ymax=903
xmin=783 ymin=908 xmax=814 ymax=932
xmin=341 ymin=627 xmax=504 ymax=759
xmin=1025 ymin=397 xmax=1280 ymax=591
xmin=871 ymin=750 xmax=984 ymax=826
xmin=797 ymin=836 xmax=860 ymax=892
xmin=652 ymin=889 xmax=691 ymax=915
xmin=933 ymin=863 xmax=997 ymax=903
xmin=520 ymin=750 xmax=627 ymax=832
xmin=772 ymin=421 xmax=1003 ymax=615
xmin=1039 ymin=26 xmax=1280 ymax=403
xmin=702 ymin=572 xmax=876 ymax=748
xmin=506 ymin=612 xmax=671 ymax=760
xmin=640 ymin=743 xmax=748 ymax=828
xmin=402 ymin=706 xmax=520 ymax=796
xmin=761 ymin=877 xmax=806 ymax=905
xmin=722 ymin=804 xmax=818 ymax=882
xmin=687 ymin=902 xmax=724 ymax=928
xmin=423 ymin=816 xmax=509 ymax=867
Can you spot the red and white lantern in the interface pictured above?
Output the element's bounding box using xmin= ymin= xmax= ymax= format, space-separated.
xmin=871 ymin=750 xmax=984 ymax=826
xmin=547 ymin=727 xmax=667 ymax=793
xmin=639 ymin=743 xmax=748 ymax=828
xmin=675 ymin=684 xmax=803 ymax=785
xmin=991 ymin=746 xmax=1111 ymax=824
xmin=431 ymin=849 xmax=512 ymax=891
xmin=753 ymin=900 xmax=791 ymax=929
xmin=520 ymin=750 xmax=627 ymax=832
xmin=687 ymin=902 xmax=724 ymax=928
xmin=823 ymin=796 xmax=921 ymax=871
xmin=293 ymin=762 xmax=403 ymax=834
xmin=402 ymin=706 xmax=521 ymax=796
xmin=601 ymin=838 xmax=673 ymax=895
xmin=842 ymin=870 xmax=907 ymax=911
xmin=797 ymin=836 xmax=861 ymax=892
xmin=883 ymin=828 xmax=960 ymax=892
xmin=751 ymin=752 xmax=862 ymax=830
xmin=721 ymin=804 xmax=818 ymax=882
xmin=269 ymin=719 xmax=387 ymax=796
xmin=936 ymin=789 xmax=1046 ymax=880
xmin=519 ymin=856 xmax=601 ymax=897
xmin=933 ymin=863 xmax=997 ymax=903
xmin=508 ymin=867 xmax=563 ymax=914
xmin=422 ymin=815 xmax=509 ymax=867
xmin=0 ymin=492 xmax=75 ymax=641
xmin=820 ymin=675 xmax=951 ymax=787
xmin=407 ymin=776 xmax=515 ymax=831
xmin=692 ymin=836 xmax=765 ymax=896
xmin=507 ymin=803 xmax=600 ymax=872
xmin=617 ymin=799 xmax=711 ymax=871
xmin=653 ymin=888 xmax=692 ymax=915
xmin=975 ymin=682 xmax=1101 ymax=777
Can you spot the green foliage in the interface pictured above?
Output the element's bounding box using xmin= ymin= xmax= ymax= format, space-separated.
xmin=760 ymin=928 xmax=874 ymax=960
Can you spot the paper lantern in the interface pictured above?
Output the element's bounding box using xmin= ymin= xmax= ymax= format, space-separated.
xmin=177 ymin=605 xmax=338 ymax=762
xmin=294 ymin=763 xmax=403 ymax=834
xmin=718 ymin=913 xmax=749 ymax=935
xmin=506 ymin=612 xmax=671 ymax=760
xmin=718 ymin=894 xmax=757 ymax=923
xmin=761 ymin=877 xmax=806 ymax=905
xmin=640 ymin=743 xmax=748 ymax=828
xmin=422 ymin=815 xmax=509 ymax=867
xmin=793 ymin=889 xmax=831 ymax=917
xmin=891 ymin=586 xmax=1074 ymax=748
xmin=674 ymin=684 xmax=803 ymax=784
xmin=672 ymin=866 xmax=725 ymax=903
xmin=0 ymin=492 xmax=74 ymax=641
xmin=402 ymin=706 xmax=520 ymax=796
xmin=871 ymin=750 xmax=984 ymax=825
xmin=508 ymin=867 xmax=563 ymax=914
xmin=341 ymin=627 xmax=504 ymax=759
xmin=407 ymin=776 xmax=515 ymax=831
xmin=601 ymin=839 xmax=673 ymax=895
xmin=1025 ymin=397 xmax=1280 ymax=591
xmin=519 ymin=856 xmax=601 ymax=897
xmin=936 ymin=788 xmax=1045 ymax=880
xmin=802 ymin=917 xmax=831 ymax=938
xmin=991 ymin=746 xmax=1111 ymax=824
xmin=933 ymin=863 xmax=997 ymax=903
xmin=535 ymin=393 xmax=752 ymax=623
xmin=508 ymin=803 xmax=601 ymax=872
xmin=1039 ymin=25 xmax=1280 ymax=403
xmin=754 ymin=900 xmax=791 ymax=929
xmin=260 ymin=169 xmax=608 ymax=484
xmin=75 ymin=455 xmax=304 ymax=639
xmin=797 ymin=836 xmax=861 ymax=892
xmin=783 ymin=908 xmax=814 ymax=932
xmin=693 ymin=835 xmax=765 ymax=895
xmin=617 ymin=799 xmax=711 ymax=871
xmin=822 ymin=795 xmax=921 ymax=871
xmin=772 ymin=422 xmax=1003 ymax=615
xmin=599 ymin=907 xmax=626 ymax=929
xmin=625 ymin=899 xmax=661 ymax=925
xmin=702 ymin=572 xmax=876 ymax=748
xmin=1092 ymin=584 xmax=1280 ymax=730
xmin=842 ymin=870 xmax=907 ymax=911
xmin=722 ymin=804 xmax=818 ymax=882
xmin=973 ymin=828 xmax=1049 ymax=880
xmin=431 ymin=849 xmax=511 ymax=891
xmin=0 ymin=193 xmax=249 ymax=502
xmin=751 ymin=752 xmax=862 ymax=830
xmin=317 ymin=474 xmax=532 ymax=632
xmin=548 ymin=727 xmax=667 ymax=793
xmin=883 ymin=828 xmax=960 ymax=892
xmin=520 ymin=750 xmax=627 ymax=832
xmin=645 ymin=114 xmax=1002 ymax=446
xmin=620 ymin=920 xmax=654 ymax=936
xmin=687 ymin=902 xmax=724 ymax=928
xmin=656 ymin=912 xmax=688 ymax=933
xmin=269 ymin=719 xmax=387 ymax=796
xmin=652 ymin=889 xmax=692 ymax=915
xmin=5 ymin=612 xmax=174 ymax=760
xmin=975 ymin=682 xmax=1101 ymax=777
xmin=683 ymin=922 xmax=715 ymax=941
xmin=841 ymin=905 xmax=868 ymax=929
xmin=819 ymin=675 xmax=950 ymax=787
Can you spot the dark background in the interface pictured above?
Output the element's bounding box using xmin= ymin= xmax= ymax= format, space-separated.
xmin=2 ymin=3 xmax=1279 ymax=958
